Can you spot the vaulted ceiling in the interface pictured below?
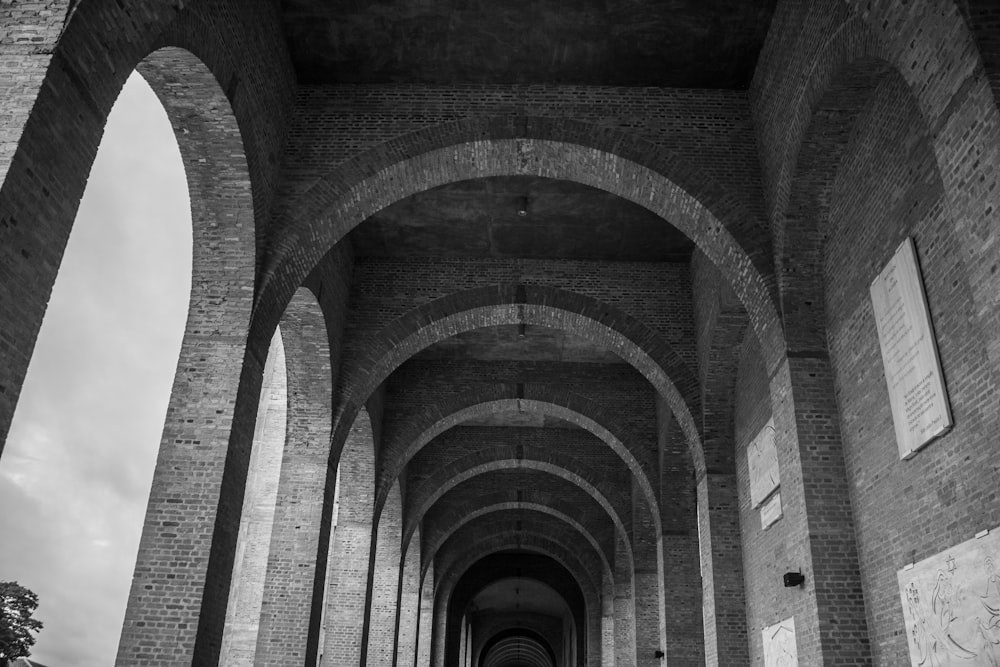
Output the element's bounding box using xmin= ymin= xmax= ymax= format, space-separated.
xmin=278 ymin=0 xmax=770 ymax=657
xmin=281 ymin=0 xmax=776 ymax=87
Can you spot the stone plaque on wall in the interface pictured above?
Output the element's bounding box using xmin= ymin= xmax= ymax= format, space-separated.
xmin=760 ymin=491 xmax=782 ymax=530
xmin=747 ymin=416 xmax=778 ymax=508
xmin=870 ymin=237 xmax=951 ymax=459
xmin=898 ymin=528 xmax=1000 ymax=666
xmin=762 ymin=616 xmax=797 ymax=667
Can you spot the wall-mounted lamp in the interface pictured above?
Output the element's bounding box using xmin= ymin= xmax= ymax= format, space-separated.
xmin=654 ymin=649 xmax=665 ymax=659
xmin=517 ymin=196 xmax=529 ymax=217
xmin=783 ymin=571 xmax=805 ymax=588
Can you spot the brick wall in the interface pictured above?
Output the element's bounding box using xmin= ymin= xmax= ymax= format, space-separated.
xmin=346 ymin=257 xmax=696 ymax=366
xmin=277 ymin=85 xmax=766 ymax=227
xmin=823 ymin=62 xmax=1000 ymax=663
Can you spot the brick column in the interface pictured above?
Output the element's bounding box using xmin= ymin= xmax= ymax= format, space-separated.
xmin=366 ymin=486 xmax=403 ymax=666
xmin=395 ymin=536 xmax=421 ymax=667
xmin=112 ymin=43 xmax=263 ymax=664
xmin=630 ymin=492 xmax=662 ymax=667
xmin=116 ymin=332 xmax=260 ymax=664
xmin=697 ymin=472 xmax=748 ymax=666
xmin=321 ymin=409 xmax=376 ymax=665
xmin=254 ymin=289 xmax=334 ymax=665
xmin=767 ymin=356 xmax=870 ymax=663
xmin=657 ymin=534 xmax=703 ymax=666
xmin=218 ymin=333 xmax=287 ymax=665
xmin=613 ymin=535 xmax=636 ymax=667
xmin=585 ymin=597 xmax=601 ymax=667
xmin=602 ymin=570 xmax=616 ymax=666
xmin=431 ymin=576 xmax=448 ymax=667
xmin=416 ymin=565 xmax=435 ymax=667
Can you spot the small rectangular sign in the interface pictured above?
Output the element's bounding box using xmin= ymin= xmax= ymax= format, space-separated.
xmin=760 ymin=491 xmax=782 ymax=530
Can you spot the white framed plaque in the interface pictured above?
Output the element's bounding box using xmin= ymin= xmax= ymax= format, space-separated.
xmin=760 ymin=491 xmax=782 ymax=530
xmin=762 ymin=616 xmax=798 ymax=666
xmin=870 ymin=237 xmax=951 ymax=459
xmin=747 ymin=416 xmax=779 ymax=508
xmin=897 ymin=528 xmax=1000 ymax=665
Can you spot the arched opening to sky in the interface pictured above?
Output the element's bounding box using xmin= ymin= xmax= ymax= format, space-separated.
xmin=0 ymin=72 xmax=192 ymax=667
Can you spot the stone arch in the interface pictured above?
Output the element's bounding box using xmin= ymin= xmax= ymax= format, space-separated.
xmin=377 ymin=387 xmax=660 ymax=537
xmin=769 ymin=4 xmax=1000 ymax=362
xmin=403 ymin=433 xmax=631 ymax=563
xmin=333 ymin=284 xmax=703 ymax=480
xmin=252 ymin=124 xmax=784 ymax=372
xmin=436 ymin=515 xmax=605 ymax=605
xmin=0 ymin=0 xmax=291 ymax=455
xmin=442 ymin=554 xmax=590 ymax=667
xmin=0 ymin=5 xmax=289 ymax=659
xmin=434 ymin=533 xmax=602 ymax=667
xmin=751 ymin=13 xmax=955 ymax=664
xmin=109 ymin=46 xmax=266 ymax=664
xmin=480 ymin=629 xmax=557 ymax=667
xmin=424 ymin=501 xmax=614 ymax=583
xmin=779 ymin=12 xmax=1000 ymax=661
xmin=778 ymin=54 xmax=900 ymax=353
xmin=414 ymin=468 xmax=632 ymax=567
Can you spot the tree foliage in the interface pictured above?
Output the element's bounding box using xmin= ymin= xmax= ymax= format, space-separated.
xmin=0 ymin=581 xmax=43 ymax=661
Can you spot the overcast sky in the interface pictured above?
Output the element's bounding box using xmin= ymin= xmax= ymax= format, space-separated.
xmin=0 ymin=72 xmax=192 ymax=666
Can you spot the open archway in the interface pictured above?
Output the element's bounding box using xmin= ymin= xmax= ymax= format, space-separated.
xmin=0 ymin=69 xmax=191 ymax=667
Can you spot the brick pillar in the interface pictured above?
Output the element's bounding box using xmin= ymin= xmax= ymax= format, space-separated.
xmin=321 ymin=409 xmax=376 ymax=665
xmin=116 ymin=332 xmax=260 ymax=663
xmin=113 ymin=45 xmax=259 ymax=664
xmin=633 ymin=569 xmax=661 ymax=667
xmin=697 ymin=472 xmax=748 ymax=666
xmin=602 ymin=570 xmax=615 ymax=666
xmin=431 ymin=574 xmax=448 ymax=667
xmin=396 ymin=536 xmax=421 ymax=667
xmin=416 ymin=564 xmax=435 ymax=667
xmin=657 ymin=534 xmax=703 ymax=666
xmin=366 ymin=485 xmax=403 ymax=666
xmin=630 ymin=490 xmax=662 ymax=667
xmin=613 ymin=535 xmax=636 ymax=667
xmin=586 ymin=598 xmax=602 ymax=667
xmin=254 ymin=289 xmax=334 ymax=665
xmin=218 ymin=332 xmax=287 ymax=665
xmin=768 ymin=356 xmax=870 ymax=663
xmin=655 ymin=396 xmax=705 ymax=664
